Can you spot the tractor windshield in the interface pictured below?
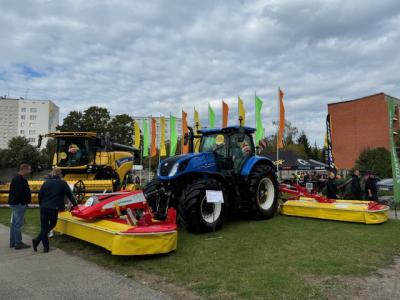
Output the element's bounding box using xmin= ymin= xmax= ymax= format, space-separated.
xmin=200 ymin=134 xmax=227 ymax=157
xmin=56 ymin=137 xmax=96 ymax=167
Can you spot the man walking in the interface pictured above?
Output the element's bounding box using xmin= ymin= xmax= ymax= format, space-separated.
xmin=9 ymin=164 xmax=32 ymax=249
xmin=351 ymin=169 xmax=362 ymax=200
xmin=32 ymin=168 xmax=77 ymax=253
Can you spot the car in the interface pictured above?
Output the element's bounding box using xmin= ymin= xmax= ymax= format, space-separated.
xmin=377 ymin=178 xmax=393 ymax=191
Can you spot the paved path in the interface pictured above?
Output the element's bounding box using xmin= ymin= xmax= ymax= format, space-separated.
xmin=0 ymin=224 xmax=172 ymax=300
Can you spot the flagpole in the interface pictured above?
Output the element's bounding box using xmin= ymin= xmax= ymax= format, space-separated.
xmin=276 ymin=87 xmax=280 ymax=182
xmin=158 ymin=115 xmax=161 ymax=167
xmin=148 ymin=117 xmax=151 ymax=183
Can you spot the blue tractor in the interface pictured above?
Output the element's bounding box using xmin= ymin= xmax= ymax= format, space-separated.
xmin=144 ymin=126 xmax=279 ymax=233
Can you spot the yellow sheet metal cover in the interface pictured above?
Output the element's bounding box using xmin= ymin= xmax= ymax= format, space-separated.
xmin=281 ymin=198 xmax=389 ymax=224
xmin=55 ymin=212 xmax=177 ymax=255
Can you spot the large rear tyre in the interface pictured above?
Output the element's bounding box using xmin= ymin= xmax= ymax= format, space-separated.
xmin=248 ymin=164 xmax=279 ymax=219
xmin=143 ymin=178 xmax=160 ymax=213
xmin=178 ymin=178 xmax=225 ymax=233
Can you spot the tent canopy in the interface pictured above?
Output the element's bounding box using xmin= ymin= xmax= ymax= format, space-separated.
xmin=264 ymin=151 xmax=328 ymax=171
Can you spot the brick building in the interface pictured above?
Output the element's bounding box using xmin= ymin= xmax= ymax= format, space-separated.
xmin=327 ymin=93 xmax=399 ymax=169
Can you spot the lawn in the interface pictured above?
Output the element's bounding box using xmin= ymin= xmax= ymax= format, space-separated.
xmin=1 ymin=208 xmax=400 ymax=299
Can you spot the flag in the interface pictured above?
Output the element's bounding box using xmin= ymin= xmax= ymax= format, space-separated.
xmin=194 ymin=108 xmax=201 ymax=152
xmin=387 ymin=96 xmax=400 ymax=204
xmin=222 ymin=101 xmax=229 ymax=128
xmin=150 ymin=117 xmax=157 ymax=157
xmin=169 ymin=115 xmax=177 ymax=156
xmin=238 ymin=96 xmax=246 ymax=125
xmin=255 ymin=96 xmax=263 ymax=145
xmin=277 ymin=89 xmax=285 ymax=149
xmin=194 ymin=108 xmax=201 ymax=131
xmin=325 ymin=114 xmax=336 ymax=170
xmin=208 ymin=104 xmax=215 ymax=128
xmin=133 ymin=121 xmax=141 ymax=149
xmin=160 ymin=116 xmax=167 ymax=156
xmin=142 ymin=119 xmax=149 ymax=157
xmin=182 ymin=110 xmax=189 ymax=154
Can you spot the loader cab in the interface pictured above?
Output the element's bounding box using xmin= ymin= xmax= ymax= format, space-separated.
xmin=199 ymin=126 xmax=255 ymax=173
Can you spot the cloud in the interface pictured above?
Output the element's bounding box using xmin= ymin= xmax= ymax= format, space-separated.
xmin=1 ymin=0 xmax=400 ymax=145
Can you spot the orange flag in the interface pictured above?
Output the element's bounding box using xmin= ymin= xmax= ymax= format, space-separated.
xmin=222 ymin=101 xmax=229 ymax=128
xmin=182 ymin=110 xmax=189 ymax=154
xmin=150 ymin=117 xmax=157 ymax=157
xmin=278 ymin=89 xmax=285 ymax=149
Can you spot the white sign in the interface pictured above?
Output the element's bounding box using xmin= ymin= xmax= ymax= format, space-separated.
xmin=206 ymin=190 xmax=224 ymax=203
xmin=133 ymin=165 xmax=143 ymax=171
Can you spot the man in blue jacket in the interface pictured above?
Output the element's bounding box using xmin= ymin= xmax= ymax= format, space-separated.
xmin=9 ymin=164 xmax=32 ymax=249
xmin=32 ymin=168 xmax=77 ymax=253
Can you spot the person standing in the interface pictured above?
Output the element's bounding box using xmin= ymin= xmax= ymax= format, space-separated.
xmin=326 ymin=170 xmax=339 ymax=199
xmin=351 ymin=169 xmax=362 ymax=200
xmin=365 ymin=172 xmax=378 ymax=201
xmin=9 ymin=164 xmax=32 ymax=249
xmin=32 ymin=168 xmax=77 ymax=253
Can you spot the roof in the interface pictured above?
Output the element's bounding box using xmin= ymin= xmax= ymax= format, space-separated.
xmin=327 ymin=92 xmax=396 ymax=106
xmin=198 ymin=126 xmax=256 ymax=134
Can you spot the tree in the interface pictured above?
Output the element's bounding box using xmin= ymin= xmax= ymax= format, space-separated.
xmin=272 ymin=120 xmax=299 ymax=146
xmin=57 ymin=111 xmax=84 ymax=131
xmin=108 ymin=114 xmax=134 ymax=145
xmin=355 ymin=147 xmax=391 ymax=178
xmin=81 ymin=106 xmax=111 ymax=133
xmin=297 ymin=131 xmax=312 ymax=158
xmin=309 ymin=141 xmax=323 ymax=161
xmin=5 ymin=137 xmax=42 ymax=170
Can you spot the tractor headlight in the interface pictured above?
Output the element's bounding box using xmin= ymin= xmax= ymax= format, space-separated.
xmin=168 ymin=163 xmax=179 ymax=177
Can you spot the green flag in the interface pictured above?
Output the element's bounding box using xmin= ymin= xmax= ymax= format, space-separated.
xmin=170 ymin=115 xmax=177 ymax=156
xmin=387 ymin=96 xmax=400 ymax=204
xmin=142 ymin=119 xmax=149 ymax=157
xmin=208 ymin=104 xmax=215 ymax=128
xmin=255 ymin=96 xmax=264 ymax=145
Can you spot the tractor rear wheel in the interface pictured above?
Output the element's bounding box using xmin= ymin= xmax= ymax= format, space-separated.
xmin=248 ymin=164 xmax=279 ymax=219
xmin=143 ymin=179 xmax=160 ymax=213
xmin=178 ymin=178 xmax=225 ymax=233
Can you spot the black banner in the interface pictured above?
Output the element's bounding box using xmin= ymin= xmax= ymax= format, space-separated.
xmin=325 ymin=114 xmax=336 ymax=171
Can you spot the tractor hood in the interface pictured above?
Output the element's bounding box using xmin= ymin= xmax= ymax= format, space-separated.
xmin=158 ymin=152 xmax=217 ymax=179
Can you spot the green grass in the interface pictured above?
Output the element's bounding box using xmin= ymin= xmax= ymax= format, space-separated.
xmin=1 ymin=208 xmax=400 ymax=299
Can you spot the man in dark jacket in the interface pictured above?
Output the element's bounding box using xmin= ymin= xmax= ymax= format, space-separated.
xmin=32 ymin=168 xmax=77 ymax=252
xmin=351 ymin=169 xmax=362 ymax=200
xmin=326 ymin=170 xmax=339 ymax=199
xmin=365 ymin=172 xmax=378 ymax=201
xmin=9 ymin=164 xmax=32 ymax=249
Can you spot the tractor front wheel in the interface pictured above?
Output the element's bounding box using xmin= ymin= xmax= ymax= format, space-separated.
xmin=178 ymin=178 xmax=225 ymax=233
xmin=248 ymin=164 xmax=279 ymax=219
xmin=143 ymin=179 xmax=161 ymax=213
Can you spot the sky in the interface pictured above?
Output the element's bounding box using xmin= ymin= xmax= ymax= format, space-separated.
xmin=1 ymin=0 xmax=400 ymax=145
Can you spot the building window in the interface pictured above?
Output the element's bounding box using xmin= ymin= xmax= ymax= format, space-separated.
xmin=21 ymin=108 xmax=26 ymax=112
xmin=21 ymin=122 xmax=25 ymax=127
xmin=28 ymin=138 xmax=35 ymax=143
xmin=30 ymin=108 xmax=37 ymax=113
xmin=29 ymin=123 xmax=35 ymax=127
xmin=21 ymin=115 xmax=26 ymax=120
xmin=29 ymin=130 xmax=36 ymax=135
xmin=20 ymin=130 xmax=25 ymax=134
xmin=30 ymin=115 xmax=37 ymax=120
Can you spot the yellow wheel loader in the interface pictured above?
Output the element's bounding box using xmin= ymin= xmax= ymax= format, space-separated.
xmin=0 ymin=132 xmax=140 ymax=204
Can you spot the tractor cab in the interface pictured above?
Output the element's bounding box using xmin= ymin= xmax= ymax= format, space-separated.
xmin=198 ymin=126 xmax=256 ymax=173
xmin=39 ymin=132 xmax=100 ymax=169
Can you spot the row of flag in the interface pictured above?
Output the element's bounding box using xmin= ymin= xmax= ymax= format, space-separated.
xmin=134 ymin=89 xmax=286 ymax=158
